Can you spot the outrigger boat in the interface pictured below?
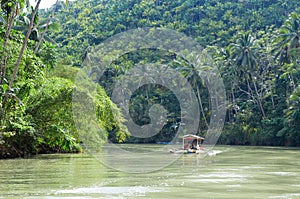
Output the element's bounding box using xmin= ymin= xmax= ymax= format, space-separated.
xmin=169 ymin=134 xmax=206 ymax=154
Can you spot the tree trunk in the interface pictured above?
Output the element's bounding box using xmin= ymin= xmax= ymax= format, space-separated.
xmin=196 ymin=85 xmax=208 ymax=128
xmin=230 ymin=84 xmax=237 ymax=122
xmin=34 ymin=0 xmax=59 ymax=54
xmin=1 ymin=0 xmax=42 ymax=126
xmin=252 ymin=77 xmax=266 ymax=119
xmin=1 ymin=6 xmax=17 ymax=85
xmin=3 ymin=8 xmax=16 ymax=48
xmin=9 ymin=0 xmax=42 ymax=89
xmin=0 ymin=5 xmax=17 ymax=127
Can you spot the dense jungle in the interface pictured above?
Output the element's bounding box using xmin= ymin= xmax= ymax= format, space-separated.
xmin=0 ymin=0 xmax=300 ymax=158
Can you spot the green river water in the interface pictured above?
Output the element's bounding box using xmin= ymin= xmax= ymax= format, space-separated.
xmin=0 ymin=145 xmax=299 ymax=199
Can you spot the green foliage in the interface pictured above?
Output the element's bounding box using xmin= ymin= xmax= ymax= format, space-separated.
xmin=2 ymin=0 xmax=300 ymax=160
xmin=35 ymin=41 xmax=58 ymax=68
xmin=46 ymin=0 xmax=300 ymax=66
xmin=94 ymin=83 xmax=131 ymax=143
xmin=272 ymin=12 xmax=300 ymax=65
xmin=1 ymin=60 xmax=131 ymax=157
xmin=26 ymin=77 xmax=79 ymax=153
xmin=229 ymin=32 xmax=258 ymax=72
xmin=280 ymin=86 xmax=300 ymax=146
xmin=0 ymin=6 xmax=130 ymax=157
xmin=41 ymin=0 xmax=300 ymax=146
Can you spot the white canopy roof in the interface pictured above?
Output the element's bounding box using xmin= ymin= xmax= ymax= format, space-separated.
xmin=181 ymin=134 xmax=204 ymax=140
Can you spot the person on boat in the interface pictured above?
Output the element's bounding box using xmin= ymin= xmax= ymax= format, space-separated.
xmin=190 ymin=139 xmax=198 ymax=149
xmin=190 ymin=143 xmax=196 ymax=150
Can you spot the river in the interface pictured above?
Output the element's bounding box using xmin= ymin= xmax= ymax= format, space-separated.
xmin=0 ymin=145 xmax=299 ymax=199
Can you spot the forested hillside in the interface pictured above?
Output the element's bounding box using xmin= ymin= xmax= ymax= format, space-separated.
xmin=0 ymin=0 xmax=129 ymax=158
xmin=46 ymin=0 xmax=300 ymax=146
xmin=47 ymin=0 xmax=300 ymax=66
xmin=0 ymin=0 xmax=299 ymax=159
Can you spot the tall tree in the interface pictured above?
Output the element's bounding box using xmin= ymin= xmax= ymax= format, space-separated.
xmin=34 ymin=0 xmax=69 ymax=54
xmin=0 ymin=0 xmax=26 ymax=84
xmin=8 ymin=0 xmax=41 ymax=89
xmin=273 ymin=12 xmax=300 ymax=65
xmin=230 ymin=32 xmax=266 ymax=118
xmin=1 ymin=0 xmax=41 ymax=126
xmin=272 ymin=12 xmax=300 ymax=94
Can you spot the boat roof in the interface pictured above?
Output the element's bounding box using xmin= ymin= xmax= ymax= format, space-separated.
xmin=181 ymin=134 xmax=204 ymax=140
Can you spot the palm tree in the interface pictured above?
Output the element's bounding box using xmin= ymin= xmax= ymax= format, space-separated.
xmin=230 ymin=33 xmax=258 ymax=76
xmin=34 ymin=0 xmax=69 ymax=54
xmin=272 ymin=12 xmax=300 ymax=93
xmin=230 ymin=32 xmax=266 ymax=118
xmin=273 ymin=12 xmax=300 ymax=65
xmin=180 ymin=62 xmax=209 ymax=133
xmin=13 ymin=8 xmax=58 ymax=43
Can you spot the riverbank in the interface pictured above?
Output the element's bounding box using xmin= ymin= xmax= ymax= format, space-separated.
xmin=1 ymin=142 xmax=300 ymax=159
xmin=0 ymin=144 xmax=81 ymax=159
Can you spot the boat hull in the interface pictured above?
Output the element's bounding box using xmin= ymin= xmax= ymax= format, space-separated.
xmin=169 ymin=148 xmax=207 ymax=154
